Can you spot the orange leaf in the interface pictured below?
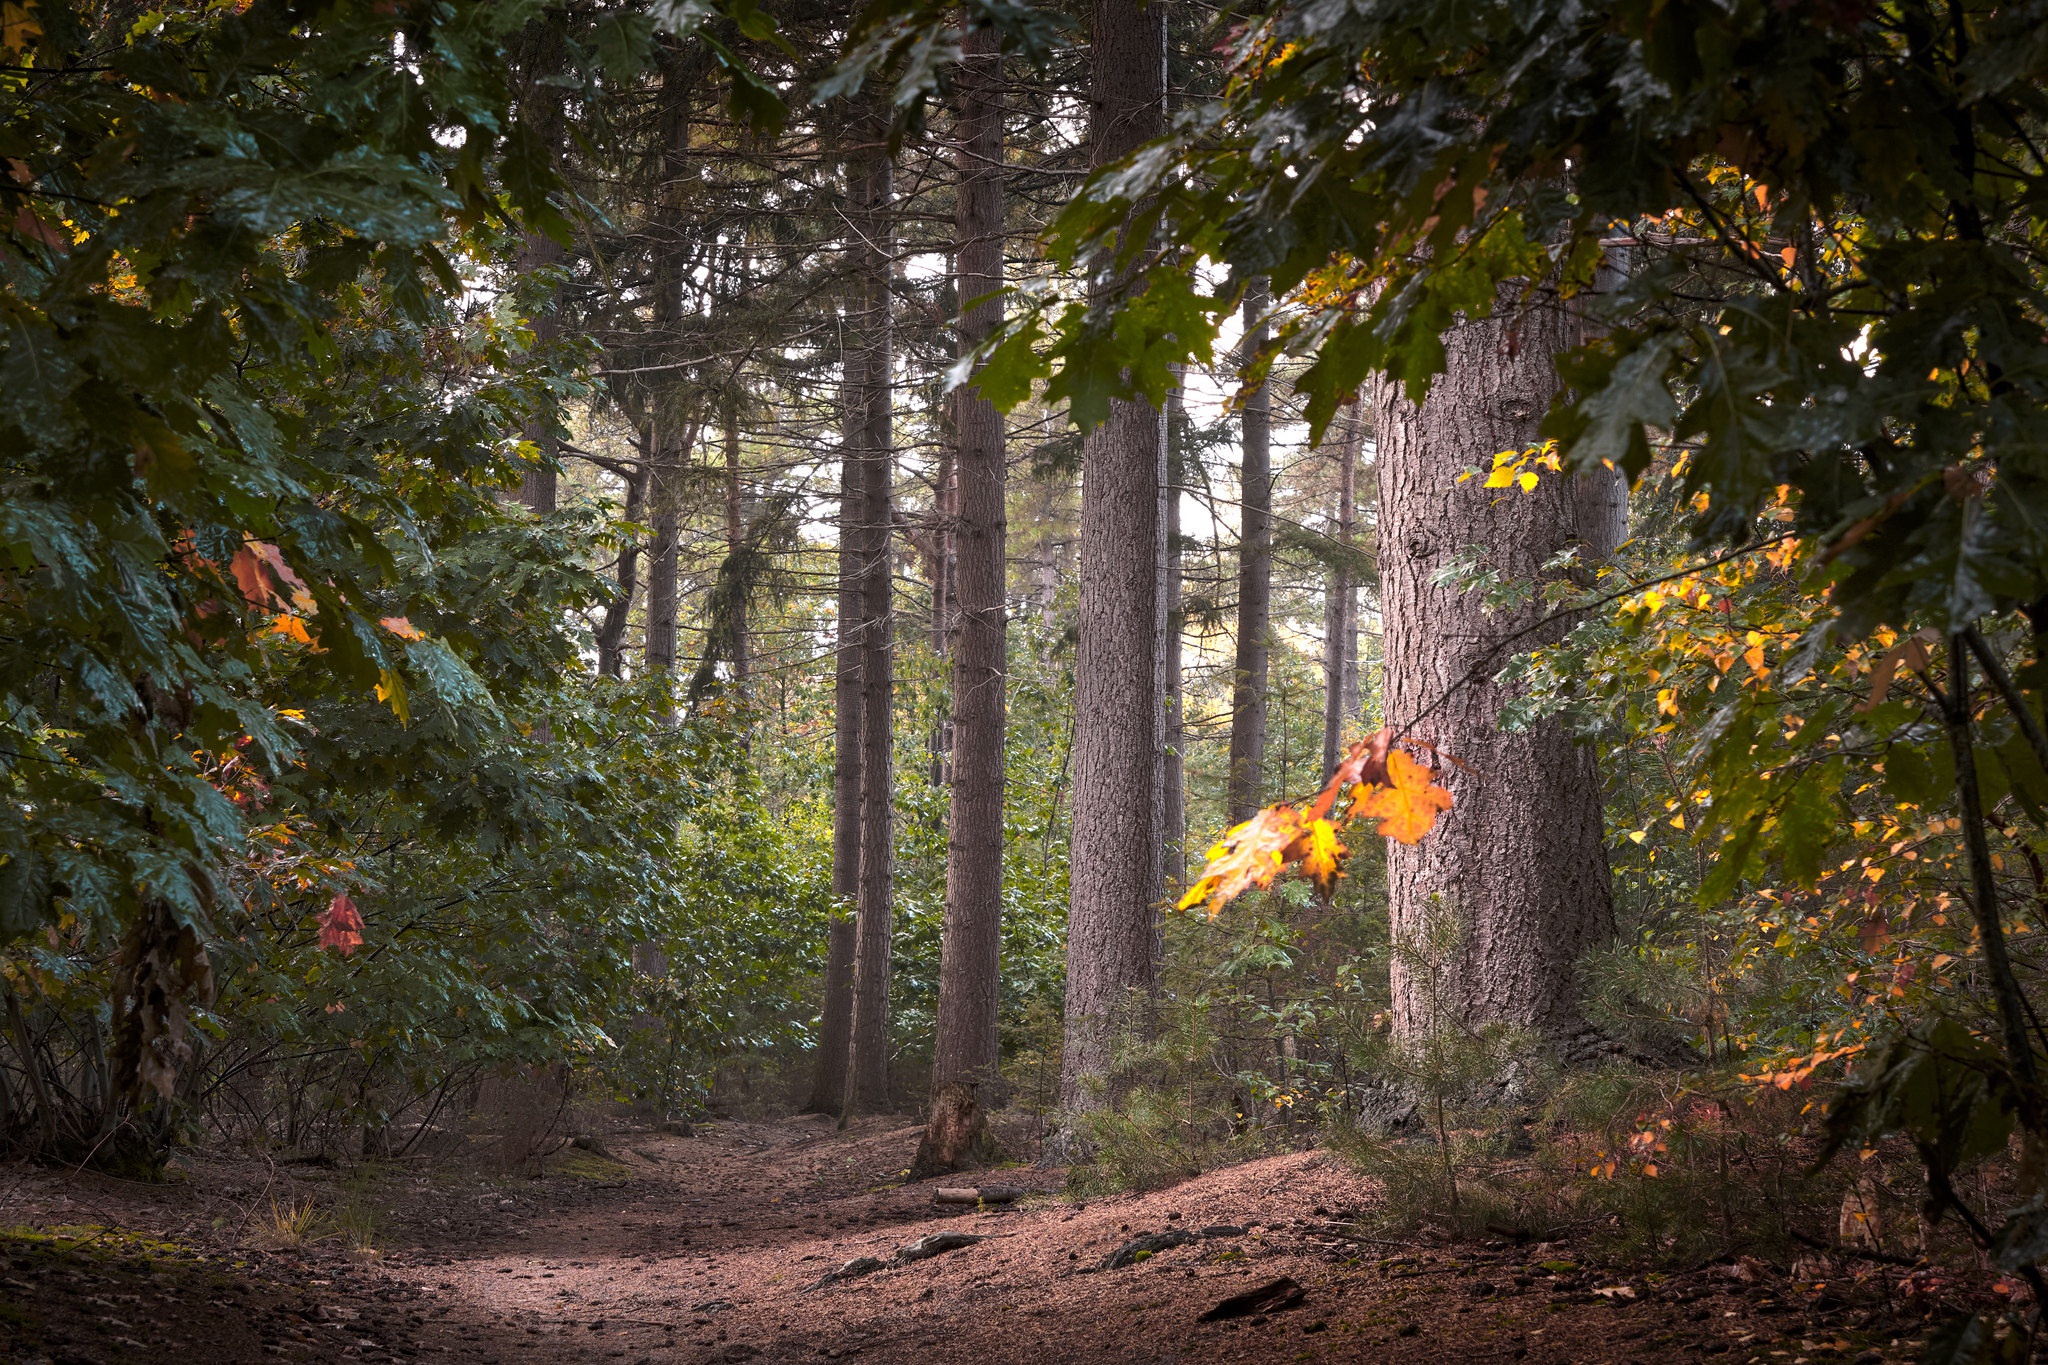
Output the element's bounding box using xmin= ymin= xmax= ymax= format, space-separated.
xmin=269 ymin=614 xmax=313 ymax=644
xmin=379 ymin=616 xmax=424 ymax=641
xmin=1354 ymin=750 xmax=1455 ymax=844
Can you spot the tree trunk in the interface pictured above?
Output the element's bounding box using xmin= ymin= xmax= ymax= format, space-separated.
xmin=808 ymin=340 xmax=867 ymax=1115
xmin=1321 ymin=403 xmax=1361 ymax=777
xmin=722 ymin=402 xmax=749 ymax=691
xmin=644 ymin=425 xmax=683 ymax=675
xmin=516 ymin=229 xmax=564 ymax=515
xmin=1056 ymin=0 xmax=1166 ymax=1136
xmin=932 ymin=23 xmax=1007 ymax=1108
xmin=1227 ymin=280 xmax=1272 ymax=823
xmin=596 ymin=457 xmax=646 ymax=678
xmin=1373 ymin=294 xmax=1615 ymax=1047
xmin=844 ymin=137 xmax=896 ymax=1117
xmin=644 ymin=56 xmax=691 ymax=681
xmin=1162 ymin=371 xmax=1187 ymax=891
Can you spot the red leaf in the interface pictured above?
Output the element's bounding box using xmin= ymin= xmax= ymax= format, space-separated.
xmin=319 ymin=894 xmax=364 ymax=955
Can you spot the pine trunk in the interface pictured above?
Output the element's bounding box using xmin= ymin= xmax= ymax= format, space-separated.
xmin=845 ymin=141 xmax=896 ymax=1116
xmin=932 ymin=23 xmax=1007 ymax=1102
xmin=516 ymin=229 xmax=563 ymax=516
xmin=722 ymin=404 xmax=749 ymax=690
xmin=1057 ymin=0 xmax=1165 ymax=1129
xmin=1227 ymin=280 xmax=1272 ymax=823
xmin=596 ymin=460 xmax=646 ymax=678
xmin=1321 ymin=405 xmax=1361 ymax=776
xmin=1373 ymin=296 xmax=1615 ymax=1045
xmin=1162 ymin=372 xmax=1186 ymax=890
xmin=808 ymin=345 xmax=867 ymax=1114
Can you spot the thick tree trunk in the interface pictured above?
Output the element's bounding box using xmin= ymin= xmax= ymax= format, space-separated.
xmin=844 ymin=141 xmax=897 ymax=1117
xmin=1227 ymin=280 xmax=1272 ymax=823
xmin=1321 ymin=405 xmax=1361 ymax=777
xmin=1373 ymin=296 xmax=1615 ymax=1046
xmin=932 ymin=23 xmax=1007 ymax=1108
xmin=1057 ymin=0 xmax=1165 ymax=1134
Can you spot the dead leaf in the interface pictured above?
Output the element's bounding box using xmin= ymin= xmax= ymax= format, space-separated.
xmin=318 ymin=895 xmax=364 ymax=954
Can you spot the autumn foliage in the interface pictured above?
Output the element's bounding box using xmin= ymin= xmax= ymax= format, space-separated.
xmin=1179 ymin=730 xmax=1454 ymax=915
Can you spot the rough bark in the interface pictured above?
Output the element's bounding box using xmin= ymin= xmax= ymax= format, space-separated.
xmin=1057 ymin=0 xmax=1166 ymax=1131
xmin=1373 ymin=294 xmax=1615 ymax=1046
xmin=1227 ymin=280 xmax=1273 ymax=823
xmin=844 ymin=138 xmax=896 ymax=1117
xmin=908 ymin=1081 xmax=1001 ymax=1181
xmin=932 ymin=23 xmax=1007 ymax=1109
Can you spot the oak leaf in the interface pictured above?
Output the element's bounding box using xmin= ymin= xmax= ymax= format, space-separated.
xmin=1298 ymin=818 xmax=1346 ymax=889
xmin=1353 ymin=750 xmax=1454 ymax=844
xmin=1177 ymin=806 xmax=1303 ymax=916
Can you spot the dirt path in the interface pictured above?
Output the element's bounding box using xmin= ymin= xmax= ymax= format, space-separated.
xmin=1 ymin=1115 xmax=1910 ymax=1364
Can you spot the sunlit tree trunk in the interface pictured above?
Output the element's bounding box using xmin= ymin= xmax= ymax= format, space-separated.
xmin=722 ymin=401 xmax=749 ymax=691
xmin=844 ymin=136 xmax=897 ymax=1116
xmin=1373 ymin=295 xmax=1615 ymax=1047
xmin=1162 ymin=371 xmax=1187 ymax=892
xmin=931 ymin=23 xmax=1007 ymax=1111
xmin=1055 ymin=0 xmax=1165 ymax=1144
xmin=1227 ymin=280 xmax=1272 ymax=823
xmin=1321 ymin=403 xmax=1362 ymax=776
xmin=808 ymin=344 xmax=865 ymax=1114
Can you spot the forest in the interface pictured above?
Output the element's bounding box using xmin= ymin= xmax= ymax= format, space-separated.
xmin=6 ymin=0 xmax=2048 ymax=1361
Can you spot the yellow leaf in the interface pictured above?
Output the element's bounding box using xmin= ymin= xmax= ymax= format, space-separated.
xmin=1301 ymin=818 xmax=1345 ymax=888
xmin=375 ymin=668 xmax=410 ymax=726
xmin=1517 ymin=471 xmax=1539 ymax=492
xmin=1484 ymin=468 xmax=1515 ymax=488
xmin=1177 ymin=806 xmax=1304 ymax=915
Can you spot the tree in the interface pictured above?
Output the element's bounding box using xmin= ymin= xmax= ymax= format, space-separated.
xmin=843 ymin=127 xmax=897 ymax=1117
xmin=1056 ymin=0 xmax=1168 ymax=1138
xmin=809 ymin=341 xmax=867 ymax=1114
xmin=930 ymin=22 xmax=1008 ymax=1107
xmin=1320 ymin=403 xmax=1364 ymax=778
xmin=1372 ymin=297 xmax=1615 ymax=1044
xmin=1226 ymin=281 xmax=1273 ymax=823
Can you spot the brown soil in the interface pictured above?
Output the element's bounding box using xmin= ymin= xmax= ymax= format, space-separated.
xmin=0 ymin=1115 xmax=1916 ymax=1364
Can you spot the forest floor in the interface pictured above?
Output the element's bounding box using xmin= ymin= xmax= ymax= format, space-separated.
xmin=0 ymin=1112 xmax=1922 ymax=1365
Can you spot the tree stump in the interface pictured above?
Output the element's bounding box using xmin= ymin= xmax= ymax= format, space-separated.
xmin=908 ymin=1081 xmax=1002 ymax=1180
